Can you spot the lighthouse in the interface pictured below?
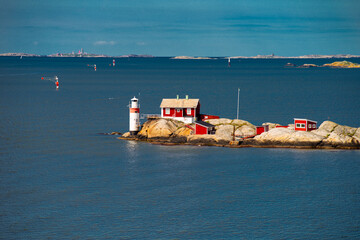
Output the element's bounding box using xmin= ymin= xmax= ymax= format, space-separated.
xmin=129 ymin=97 xmax=140 ymax=135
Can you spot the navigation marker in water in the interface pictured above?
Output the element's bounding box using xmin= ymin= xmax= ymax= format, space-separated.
xmin=87 ymin=64 xmax=97 ymax=71
xmin=41 ymin=76 xmax=59 ymax=89
xmin=113 ymin=59 xmax=115 ymax=67
xmin=228 ymin=57 xmax=231 ymax=67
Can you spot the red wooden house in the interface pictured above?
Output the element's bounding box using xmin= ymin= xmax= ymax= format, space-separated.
xmin=195 ymin=121 xmax=216 ymax=135
xmin=160 ymin=96 xmax=200 ymax=123
xmin=294 ymin=118 xmax=317 ymax=131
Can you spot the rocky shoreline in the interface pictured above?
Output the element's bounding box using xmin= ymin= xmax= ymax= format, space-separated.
xmin=118 ymin=118 xmax=360 ymax=150
xmin=288 ymin=61 xmax=360 ymax=68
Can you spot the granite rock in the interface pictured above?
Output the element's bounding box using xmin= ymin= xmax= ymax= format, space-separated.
xmin=138 ymin=118 xmax=182 ymax=138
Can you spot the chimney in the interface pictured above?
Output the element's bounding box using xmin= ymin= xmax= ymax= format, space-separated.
xmin=186 ymin=95 xmax=188 ymax=100
xmin=176 ymin=95 xmax=179 ymax=100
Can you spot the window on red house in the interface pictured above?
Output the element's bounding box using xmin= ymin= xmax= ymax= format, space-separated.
xmin=296 ymin=123 xmax=305 ymax=128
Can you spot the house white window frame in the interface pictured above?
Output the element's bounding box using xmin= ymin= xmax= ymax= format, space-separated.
xmin=165 ymin=108 xmax=170 ymax=114
xmin=186 ymin=108 xmax=192 ymax=115
xmin=296 ymin=123 xmax=305 ymax=128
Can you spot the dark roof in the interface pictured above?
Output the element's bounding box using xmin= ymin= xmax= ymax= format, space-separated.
xmin=195 ymin=120 xmax=215 ymax=128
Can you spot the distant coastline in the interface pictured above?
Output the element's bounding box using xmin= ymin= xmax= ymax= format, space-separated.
xmin=171 ymin=56 xmax=214 ymax=60
xmin=172 ymin=54 xmax=360 ymax=59
xmin=0 ymin=52 xmax=154 ymax=58
xmin=1 ymin=52 xmax=359 ymax=59
xmin=229 ymin=54 xmax=360 ymax=59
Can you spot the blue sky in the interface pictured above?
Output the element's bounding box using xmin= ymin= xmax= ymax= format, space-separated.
xmin=0 ymin=0 xmax=359 ymax=56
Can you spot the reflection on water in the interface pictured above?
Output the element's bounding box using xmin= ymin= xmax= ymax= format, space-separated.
xmin=126 ymin=140 xmax=139 ymax=162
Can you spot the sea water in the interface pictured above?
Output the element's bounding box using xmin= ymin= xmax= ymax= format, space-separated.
xmin=0 ymin=57 xmax=360 ymax=239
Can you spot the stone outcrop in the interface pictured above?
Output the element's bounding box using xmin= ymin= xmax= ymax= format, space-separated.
xmin=295 ymin=61 xmax=360 ymax=69
xmin=316 ymin=121 xmax=360 ymax=148
xmin=299 ymin=64 xmax=319 ymax=68
xmin=173 ymin=126 xmax=193 ymax=137
xmin=119 ymin=119 xmax=360 ymax=149
xmin=246 ymin=128 xmax=324 ymax=147
xmin=214 ymin=124 xmax=234 ymax=141
xmin=137 ymin=118 xmax=183 ymax=139
xmin=122 ymin=132 xmax=131 ymax=138
xmin=187 ymin=135 xmax=228 ymax=146
xmin=207 ymin=118 xmax=256 ymax=141
xmin=206 ymin=118 xmax=232 ymax=125
xmin=262 ymin=122 xmax=281 ymax=130
xmin=245 ymin=121 xmax=360 ymax=149
xmin=323 ymin=61 xmax=360 ymax=68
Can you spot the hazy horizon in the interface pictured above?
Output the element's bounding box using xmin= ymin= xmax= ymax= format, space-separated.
xmin=2 ymin=52 xmax=360 ymax=58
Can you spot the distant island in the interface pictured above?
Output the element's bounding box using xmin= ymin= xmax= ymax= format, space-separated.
xmin=323 ymin=61 xmax=360 ymax=68
xmin=0 ymin=52 xmax=154 ymax=58
xmin=1 ymin=52 xmax=359 ymax=59
xmin=229 ymin=54 xmax=360 ymax=59
xmin=172 ymin=54 xmax=360 ymax=59
xmin=286 ymin=61 xmax=360 ymax=68
xmin=171 ymin=56 xmax=214 ymax=60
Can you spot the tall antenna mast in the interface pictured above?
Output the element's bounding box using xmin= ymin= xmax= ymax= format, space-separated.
xmin=237 ymin=88 xmax=240 ymax=119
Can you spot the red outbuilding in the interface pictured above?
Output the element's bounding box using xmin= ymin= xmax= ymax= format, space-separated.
xmin=195 ymin=121 xmax=216 ymax=135
xmin=294 ymin=118 xmax=317 ymax=131
xmin=256 ymin=125 xmax=269 ymax=135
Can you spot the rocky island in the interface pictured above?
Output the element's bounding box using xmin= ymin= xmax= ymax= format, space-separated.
xmin=323 ymin=61 xmax=360 ymax=68
xmin=118 ymin=118 xmax=360 ymax=150
xmin=171 ymin=56 xmax=214 ymax=60
xmin=295 ymin=61 xmax=360 ymax=68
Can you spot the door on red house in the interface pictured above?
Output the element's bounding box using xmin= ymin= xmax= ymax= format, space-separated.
xmin=175 ymin=108 xmax=183 ymax=117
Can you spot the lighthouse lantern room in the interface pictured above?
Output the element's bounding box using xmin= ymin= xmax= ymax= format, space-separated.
xmin=129 ymin=97 xmax=140 ymax=135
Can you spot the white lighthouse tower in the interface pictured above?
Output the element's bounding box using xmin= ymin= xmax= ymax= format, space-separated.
xmin=129 ymin=96 xmax=140 ymax=135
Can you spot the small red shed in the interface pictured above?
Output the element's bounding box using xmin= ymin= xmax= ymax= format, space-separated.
xmin=256 ymin=125 xmax=269 ymax=135
xmin=195 ymin=121 xmax=216 ymax=135
xmin=294 ymin=118 xmax=317 ymax=131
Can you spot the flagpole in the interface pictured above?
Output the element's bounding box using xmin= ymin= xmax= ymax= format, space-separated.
xmin=237 ymin=88 xmax=240 ymax=119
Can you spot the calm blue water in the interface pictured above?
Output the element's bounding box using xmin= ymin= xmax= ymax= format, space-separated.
xmin=0 ymin=57 xmax=360 ymax=239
